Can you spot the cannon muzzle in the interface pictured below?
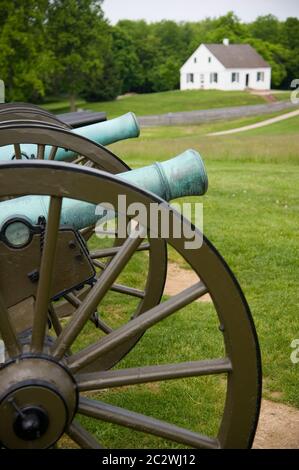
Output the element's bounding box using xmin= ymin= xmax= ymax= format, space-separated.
xmin=0 ymin=112 xmax=140 ymax=162
xmin=0 ymin=149 xmax=208 ymax=232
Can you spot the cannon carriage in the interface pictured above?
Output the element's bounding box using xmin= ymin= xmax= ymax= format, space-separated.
xmin=0 ymin=103 xmax=261 ymax=449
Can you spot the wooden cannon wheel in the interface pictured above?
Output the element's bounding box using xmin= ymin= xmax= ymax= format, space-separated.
xmin=0 ymin=122 xmax=167 ymax=371
xmin=0 ymin=103 xmax=70 ymax=128
xmin=0 ymin=161 xmax=261 ymax=449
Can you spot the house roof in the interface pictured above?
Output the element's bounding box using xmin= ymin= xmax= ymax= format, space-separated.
xmin=204 ymin=44 xmax=270 ymax=68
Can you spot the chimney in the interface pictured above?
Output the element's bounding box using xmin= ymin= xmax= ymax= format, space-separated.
xmin=223 ymin=38 xmax=230 ymax=46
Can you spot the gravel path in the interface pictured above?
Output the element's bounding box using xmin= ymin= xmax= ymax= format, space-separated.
xmin=208 ymin=108 xmax=299 ymax=136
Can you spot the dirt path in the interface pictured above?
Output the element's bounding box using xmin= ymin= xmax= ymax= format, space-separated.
xmin=164 ymin=262 xmax=211 ymax=302
xmin=165 ymin=263 xmax=299 ymax=449
xmin=253 ymin=400 xmax=299 ymax=449
xmin=207 ymin=108 xmax=299 ymax=136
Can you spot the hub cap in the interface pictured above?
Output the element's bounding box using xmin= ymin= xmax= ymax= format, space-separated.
xmin=0 ymin=357 xmax=77 ymax=449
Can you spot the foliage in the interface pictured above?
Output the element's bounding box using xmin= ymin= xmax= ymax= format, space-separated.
xmin=245 ymin=38 xmax=290 ymax=88
xmin=0 ymin=0 xmax=52 ymax=101
xmin=111 ymin=26 xmax=143 ymax=94
xmin=46 ymin=0 xmax=111 ymax=110
xmin=249 ymin=14 xmax=283 ymax=44
xmin=280 ymin=17 xmax=299 ymax=88
xmin=80 ymin=29 xmax=122 ymax=102
xmin=111 ymin=13 xmax=299 ymax=95
xmin=0 ymin=7 xmax=297 ymax=104
xmin=205 ymin=11 xmax=248 ymax=43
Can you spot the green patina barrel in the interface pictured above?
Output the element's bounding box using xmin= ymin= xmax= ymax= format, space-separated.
xmin=0 ymin=149 xmax=208 ymax=232
xmin=0 ymin=112 xmax=140 ymax=162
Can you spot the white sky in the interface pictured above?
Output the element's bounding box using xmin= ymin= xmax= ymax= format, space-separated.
xmin=103 ymin=0 xmax=299 ymax=24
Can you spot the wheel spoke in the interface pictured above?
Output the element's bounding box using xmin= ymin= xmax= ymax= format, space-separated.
xmin=64 ymin=292 xmax=82 ymax=309
xmin=90 ymin=313 xmax=113 ymax=334
xmin=93 ymin=259 xmax=106 ymax=270
xmin=64 ymin=292 xmax=113 ymax=334
xmin=49 ymin=303 xmax=62 ymax=336
xmin=93 ymin=260 xmax=145 ymax=298
xmin=48 ymin=146 xmax=58 ymax=161
xmin=90 ymin=242 xmax=150 ymax=259
xmin=31 ymin=196 xmax=62 ymax=353
xmin=68 ymin=281 xmax=208 ymax=373
xmin=77 ymin=358 xmax=232 ymax=391
xmin=78 ymin=397 xmax=219 ymax=449
xmin=80 ymin=225 xmax=94 ymax=241
xmin=14 ymin=143 xmax=22 ymax=159
xmin=109 ymin=283 xmax=145 ymax=299
xmin=51 ymin=225 xmax=145 ymax=360
xmin=67 ymin=420 xmax=104 ymax=449
xmin=73 ymin=155 xmax=86 ymax=165
xmin=0 ymin=293 xmax=21 ymax=358
xmin=84 ymin=160 xmax=95 ymax=168
xmin=37 ymin=144 xmax=45 ymax=160
xmin=93 ymin=262 xmax=145 ymax=299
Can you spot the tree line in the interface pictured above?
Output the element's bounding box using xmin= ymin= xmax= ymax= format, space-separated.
xmin=0 ymin=1 xmax=298 ymax=109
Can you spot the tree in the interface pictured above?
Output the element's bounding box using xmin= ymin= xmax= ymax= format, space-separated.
xmin=183 ymin=20 xmax=212 ymax=58
xmin=149 ymin=58 xmax=181 ymax=92
xmin=47 ymin=0 xmax=109 ymax=110
xmin=206 ymin=12 xmax=247 ymax=43
xmin=246 ymin=38 xmax=290 ymax=88
xmin=250 ymin=15 xmax=282 ymax=44
xmin=280 ymin=17 xmax=299 ymax=87
xmin=1 ymin=7 xmax=295 ymax=102
xmin=116 ymin=20 xmax=159 ymax=93
xmin=0 ymin=0 xmax=52 ymax=102
xmin=81 ymin=31 xmax=122 ymax=102
xmin=112 ymin=26 xmax=143 ymax=94
xmin=282 ymin=17 xmax=299 ymax=50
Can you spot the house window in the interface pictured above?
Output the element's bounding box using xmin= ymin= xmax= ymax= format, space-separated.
xmin=187 ymin=73 xmax=194 ymax=83
xmin=231 ymin=72 xmax=240 ymax=83
xmin=194 ymin=57 xmax=197 ymax=63
xmin=257 ymin=72 xmax=264 ymax=82
xmin=208 ymin=57 xmax=211 ymax=63
xmin=210 ymin=73 xmax=218 ymax=83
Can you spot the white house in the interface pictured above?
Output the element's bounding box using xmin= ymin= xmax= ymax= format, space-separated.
xmin=180 ymin=39 xmax=271 ymax=91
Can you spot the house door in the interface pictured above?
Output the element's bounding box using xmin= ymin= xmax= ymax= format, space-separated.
xmin=245 ymin=73 xmax=250 ymax=88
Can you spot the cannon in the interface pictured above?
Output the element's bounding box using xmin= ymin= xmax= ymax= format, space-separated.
xmin=0 ymin=104 xmax=261 ymax=449
xmin=0 ymin=103 xmax=140 ymax=162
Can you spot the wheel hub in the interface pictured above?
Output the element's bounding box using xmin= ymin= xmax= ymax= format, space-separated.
xmin=13 ymin=404 xmax=49 ymax=441
xmin=0 ymin=356 xmax=78 ymax=449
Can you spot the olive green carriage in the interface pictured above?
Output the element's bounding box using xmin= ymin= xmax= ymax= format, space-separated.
xmin=0 ymin=104 xmax=261 ymax=449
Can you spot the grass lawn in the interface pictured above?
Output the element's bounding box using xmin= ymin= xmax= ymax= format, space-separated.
xmin=42 ymin=99 xmax=86 ymax=114
xmin=42 ymin=89 xmax=270 ymax=118
xmin=273 ymin=91 xmax=293 ymax=101
xmin=109 ymin=113 xmax=299 ymax=408
xmin=58 ymin=112 xmax=298 ymax=448
xmin=138 ymin=107 xmax=297 ymax=140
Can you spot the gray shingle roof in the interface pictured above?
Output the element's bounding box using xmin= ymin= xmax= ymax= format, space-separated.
xmin=204 ymin=44 xmax=270 ymax=68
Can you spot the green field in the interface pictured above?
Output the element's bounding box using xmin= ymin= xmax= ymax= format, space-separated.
xmin=59 ymin=112 xmax=299 ymax=448
xmin=42 ymin=89 xmax=276 ymax=117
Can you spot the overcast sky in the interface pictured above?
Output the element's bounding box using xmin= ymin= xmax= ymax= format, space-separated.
xmin=103 ymin=0 xmax=299 ymax=24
